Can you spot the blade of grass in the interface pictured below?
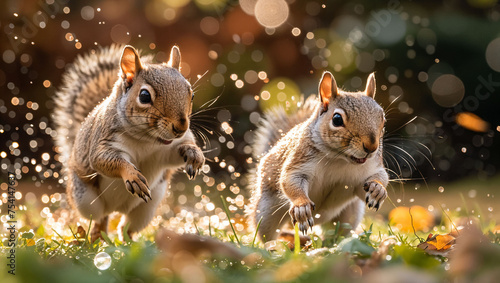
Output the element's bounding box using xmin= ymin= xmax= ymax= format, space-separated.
xmin=86 ymin=215 xmax=93 ymax=247
xmin=333 ymin=221 xmax=340 ymax=244
xmin=194 ymin=221 xmax=201 ymax=236
xmin=100 ymin=230 xmax=113 ymax=246
xmin=209 ymin=219 xmax=212 ymax=238
xmin=220 ymin=195 xmax=241 ymax=246
xmin=294 ymin=222 xmax=300 ymax=255
xmin=52 ymin=228 xmax=65 ymax=242
xmin=68 ymin=226 xmax=78 ymax=239
xmin=123 ymin=222 xmax=132 ymax=243
xmin=251 ymin=216 xmax=263 ymax=248
xmin=68 ymin=226 xmax=85 ymax=248
xmin=439 ymin=202 xmax=460 ymax=235
xmin=409 ymin=207 xmax=424 ymax=243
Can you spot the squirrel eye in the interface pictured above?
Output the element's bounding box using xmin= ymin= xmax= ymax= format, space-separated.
xmin=139 ymin=89 xmax=151 ymax=104
xmin=332 ymin=113 xmax=344 ymax=127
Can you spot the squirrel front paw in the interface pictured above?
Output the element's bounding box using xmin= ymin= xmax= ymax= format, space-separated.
xmin=289 ymin=199 xmax=315 ymax=235
xmin=122 ymin=168 xmax=151 ymax=203
xmin=179 ymin=145 xmax=205 ymax=180
xmin=363 ymin=180 xmax=387 ymax=211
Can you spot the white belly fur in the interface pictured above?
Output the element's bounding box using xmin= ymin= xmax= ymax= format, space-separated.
xmin=97 ymin=134 xmax=188 ymax=214
xmin=307 ymin=157 xmax=379 ymax=223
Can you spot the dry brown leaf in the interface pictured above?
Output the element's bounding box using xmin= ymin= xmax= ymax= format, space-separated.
xmin=76 ymin=225 xmax=86 ymax=238
xmin=276 ymin=231 xmax=311 ymax=251
xmin=155 ymin=228 xmax=244 ymax=260
xmin=455 ymin=112 xmax=489 ymax=132
xmin=70 ymin=225 xmax=87 ymax=245
xmin=154 ymin=229 xmax=247 ymax=282
xmin=417 ymin=233 xmax=456 ymax=257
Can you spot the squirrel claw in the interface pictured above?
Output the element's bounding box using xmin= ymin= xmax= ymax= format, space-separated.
xmin=186 ymin=164 xmax=195 ymax=180
xmin=180 ymin=145 xmax=204 ymax=180
xmin=143 ymin=190 xmax=152 ymax=200
xmin=290 ymin=200 xmax=315 ymax=235
xmin=308 ymin=218 xmax=314 ymax=228
xmin=364 ymin=180 xmax=387 ymax=211
xmin=123 ymin=169 xmax=151 ymax=202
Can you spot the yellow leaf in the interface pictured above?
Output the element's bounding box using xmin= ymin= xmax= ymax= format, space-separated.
xmin=26 ymin=238 xmax=35 ymax=246
xmin=389 ymin=205 xmax=434 ymax=232
xmin=417 ymin=233 xmax=456 ymax=256
xmin=455 ymin=112 xmax=489 ymax=132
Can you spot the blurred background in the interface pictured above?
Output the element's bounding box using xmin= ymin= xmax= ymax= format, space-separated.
xmin=1 ymin=0 xmax=499 ymax=235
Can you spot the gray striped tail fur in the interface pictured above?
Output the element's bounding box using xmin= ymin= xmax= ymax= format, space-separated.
xmin=52 ymin=45 xmax=124 ymax=166
xmin=251 ymin=95 xmax=319 ymax=159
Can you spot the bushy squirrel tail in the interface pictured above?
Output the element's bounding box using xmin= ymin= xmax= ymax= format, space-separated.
xmin=251 ymin=95 xmax=318 ymax=159
xmin=245 ymin=95 xmax=318 ymax=230
xmin=52 ymin=45 xmax=124 ymax=166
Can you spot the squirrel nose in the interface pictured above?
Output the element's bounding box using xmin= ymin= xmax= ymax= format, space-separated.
xmin=362 ymin=142 xmax=378 ymax=154
xmin=361 ymin=134 xmax=378 ymax=154
xmin=172 ymin=118 xmax=188 ymax=136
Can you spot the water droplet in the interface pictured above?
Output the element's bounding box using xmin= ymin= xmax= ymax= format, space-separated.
xmin=94 ymin=251 xmax=112 ymax=270
xmin=438 ymin=186 xmax=444 ymax=193
xmin=112 ymin=250 xmax=123 ymax=260
xmin=468 ymin=189 xmax=477 ymax=198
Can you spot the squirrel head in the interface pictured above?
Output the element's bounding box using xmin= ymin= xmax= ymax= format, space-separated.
xmin=316 ymin=71 xmax=385 ymax=164
xmin=118 ymin=45 xmax=193 ymax=144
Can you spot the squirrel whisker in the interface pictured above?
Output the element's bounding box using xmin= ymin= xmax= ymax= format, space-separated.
xmin=90 ymin=180 xmax=117 ymax=205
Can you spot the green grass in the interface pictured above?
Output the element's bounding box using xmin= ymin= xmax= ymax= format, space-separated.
xmin=2 ymin=178 xmax=500 ymax=282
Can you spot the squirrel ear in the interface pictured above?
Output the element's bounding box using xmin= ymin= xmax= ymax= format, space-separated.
xmin=319 ymin=71 xmax=338 ymax=111
xmin=120 ymin=45 xmax=143 ymax=85
xmin=167 ymin=46 xmax=181 ymax=70
xmin=365 ymin=72 xmax=376 ymax=98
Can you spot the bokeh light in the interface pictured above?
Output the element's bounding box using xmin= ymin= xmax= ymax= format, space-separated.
xmin=486 ymin=37 xmax=500 ymax=72
xmin=431 ymin=74 xmax=465 ymax=107
xmin=258 ymin=78 xmax=301 ymax=111
xmin=254 ymin=0 xmax=289 ymax=28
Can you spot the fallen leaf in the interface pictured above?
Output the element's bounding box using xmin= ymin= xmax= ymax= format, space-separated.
xmin=417 ymin=233 xmax=456 ymax=257
xmin=154 ymin=229 xmax=246 ymax=281
xmin=389 ymin=205 xmax=434 ymax=232
xmin=155 ymin=228 xmax=244 ymax=260
xmin=276 ymin=230 xmax=311 ymax=251
xmin=455 ymin=112 xmax=489 ymax=132
xmin=26 ymin=238 xmax=35 ymax=246
xmin=70 ymin=225 xmax=87 ymax=245
xmin=75 ymin=226 xmax=86 ymax=238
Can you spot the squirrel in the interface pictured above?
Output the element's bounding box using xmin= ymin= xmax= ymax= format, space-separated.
xmin=53 ymin=45 xmax=205 ymax=242
xmin=246 ymin=71 xmax=388 ymax=242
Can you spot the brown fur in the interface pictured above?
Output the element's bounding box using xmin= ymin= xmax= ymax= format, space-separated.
xmin=54 ymin=45 xmax=204 ymax=242
xmin=247 ymin=72 xmax=388 ymax=242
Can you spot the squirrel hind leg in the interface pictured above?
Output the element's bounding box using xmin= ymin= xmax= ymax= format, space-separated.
xmin=253 ymin=190 xmax=289 ymax=242
xmin=91 ymin=216 xmax=108 ymax=243
xmin=67 ymin=171 xmax=108 ymax=242
xmin=67 ymin=170 xmax=106 ymax=222
xmin=118 ymin=175 xmax=169 ymax=239
xmin=329 ymin=199 xmax=365 ymax=235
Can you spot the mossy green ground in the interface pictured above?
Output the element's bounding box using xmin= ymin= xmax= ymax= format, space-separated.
xmin=2 ymin=177 xmax=500 ymax=283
